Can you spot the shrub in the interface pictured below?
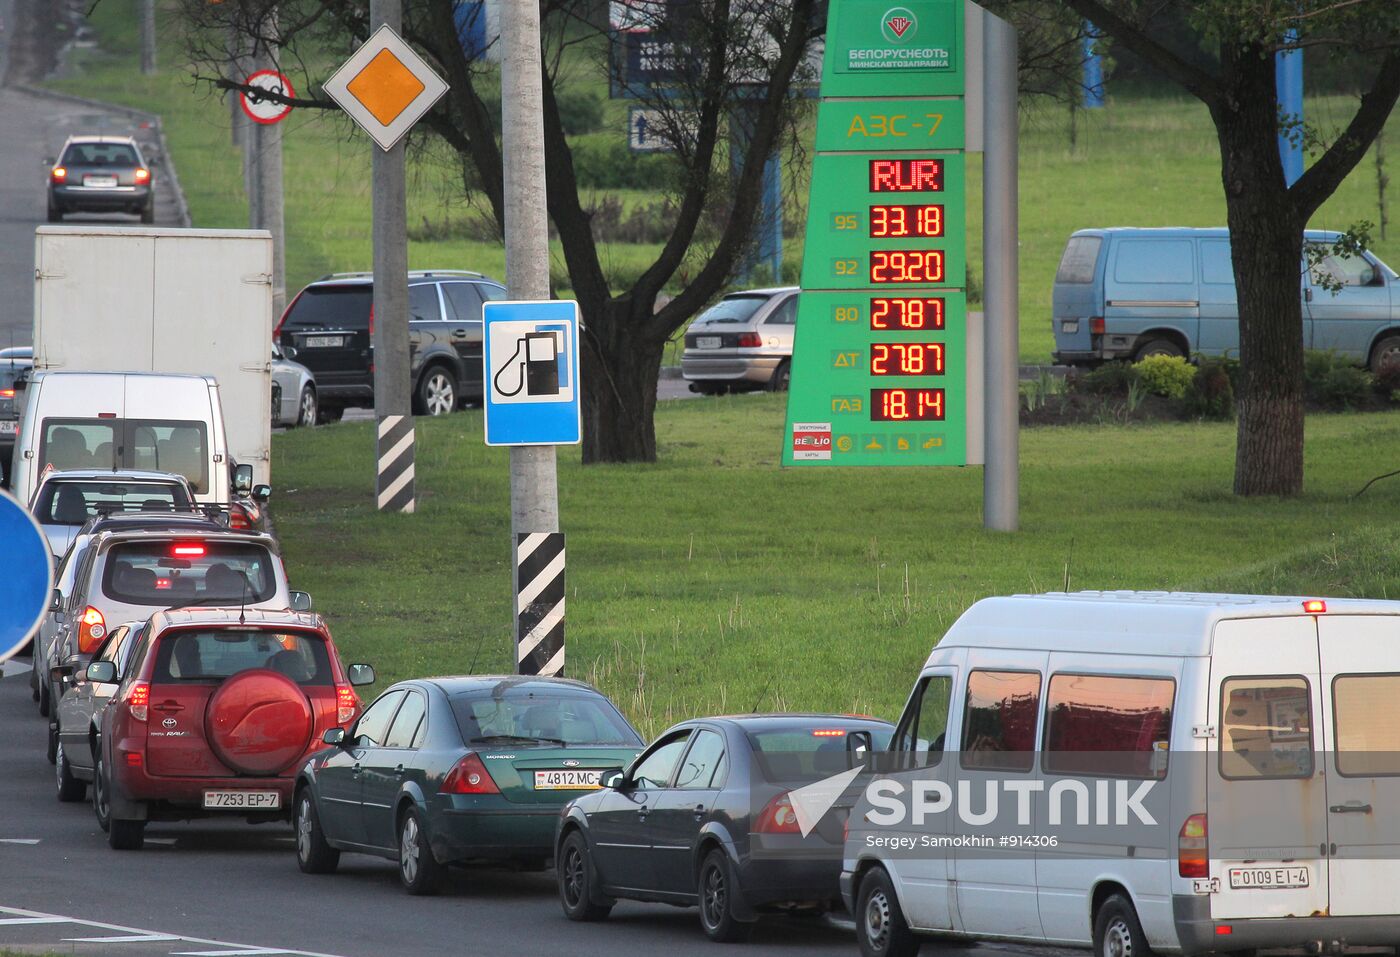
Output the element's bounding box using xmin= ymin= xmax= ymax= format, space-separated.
xmin=1181 ymin=356 xmax=1235 ymax=420
xmin=1132 ymin=354 xmax=1196 ymax=399
xmin=1373 ymin=363 xmax=1400 ymax=403
xmin=1304 ymin=351 xmax=1375 ymax=409
xmin=1070 ymin=361 xmax=1137 ymax=397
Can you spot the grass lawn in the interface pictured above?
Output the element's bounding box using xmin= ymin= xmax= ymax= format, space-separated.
xmin=270 ymin=397 xmax=1400 ymax=738
xmin=48 ymin=2 xmax=1396 ymax=364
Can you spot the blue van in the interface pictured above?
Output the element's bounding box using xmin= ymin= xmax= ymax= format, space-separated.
xmin=1051 ymin=228 xmax=1400 ymax=371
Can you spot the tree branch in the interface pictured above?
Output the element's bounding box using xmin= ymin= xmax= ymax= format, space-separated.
xmin=212 ymin=76 xmax=339 ymax=111
xmin=1059 ymin=0 xmax=1223 ymax=106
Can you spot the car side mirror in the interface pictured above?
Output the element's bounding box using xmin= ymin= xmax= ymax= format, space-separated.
xmin=252 ymin=483 xmax=271 ymax=503
xmin=50 ymin=663 xmax=75 ymax=683
xmin=322 ymin=727 xmax=347 ymax=746
xmin=232 ymin=463 xmax=254 ymax=493
xmin=346 ymin=663 xmax=375 ymax=687
xmin=50 ymin=589 xmax=63 ymax=613
xmin=289 ymin=590 xmax=312 ymax=612
xmin=282 ymin=345 xmax=298 ymax=360
xmin=847 ymin=729 xmax=873 ymax=760
xmin=599 ymin=768 xmax=627 ymax=790
xmin=86 ymin=660 xmax=117 ymax=684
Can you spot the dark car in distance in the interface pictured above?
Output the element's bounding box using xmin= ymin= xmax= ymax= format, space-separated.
xmin=556 ymin=714 xmax=894 ymax=941
xmin=0 ymin=346 xmax=32 ymax=486
xmin=48 ymin=135 xmax=154 ymax=223
xmin=275 ymin=271 xmax=507 ymax=421
xmin=294 ymin=675 xmax=644 ymax=895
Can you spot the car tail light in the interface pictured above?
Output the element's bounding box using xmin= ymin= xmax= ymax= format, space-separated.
xmin=78 ymin=606 xmax=107 ymax=653
xmin=811 ymin=728 xmax=846 ymax=737
xmin=368 ymin=302 xmax=375 ymax=337
xmin=1303 ymin=599 xmax=1326 ymax=614
xmin=134 ymin=167 xmax=150 ymax=184
xmin=172 ymin=544 xmax=206 ymax=557
xmin=1089 ymin=317 xmax=1105 ymax=335
xmin=273 ymin=289 xmax=304 ymax=340
xmin=441 ymin=753 xmax=500 ymax=794
xmin=228 ymin=505 xmax=252 ymax=530
xmin=0 ymin=389 xmax=13 ymax=398
xmin=51 ymin=166 xmax=67 ymax=182
xmin=127 ymin=681 xmax=150 ymax=722
xmin=1178 ymin=813 xmax=1208 ymax=878
xmin=754 ymin=793 xmax=802 ymax=834
xmin=336 ymin=684 xmax=357 ymax=725
xmin=736 ymin=332 xmax=763 ymax=348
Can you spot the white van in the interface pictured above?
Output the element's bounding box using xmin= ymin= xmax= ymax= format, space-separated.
xmin=11 ymin=372 xmax=233 ymax=510
xmin=845 ymin=591 xmax=1400 ymax=957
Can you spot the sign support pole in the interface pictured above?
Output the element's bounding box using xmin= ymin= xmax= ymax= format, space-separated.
xmin=501 ymin=0 xmax=563 ymax=675
xmin=982 ymin=12 xmax=1018 ymax=531
xmin=370 ymin=0 xmax=415 ymax=513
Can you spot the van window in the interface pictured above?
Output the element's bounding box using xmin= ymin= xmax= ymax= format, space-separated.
xmin=40 ymin=419 xmax=209 ymax=493
xmin=1332 ymin=675 xmax=1400 ymax=776
xmin=895 ymin=675 xmax=952 ymax=766
xmin=1113 ymin=239 xmax=1194 ymax=284
xmin=1043 ymin=674 xmax=1174 ymax=778
xmin=1309 ymin=249 xmax=1382 ymax=288
xmin=1200 ymin=240 xmax=1234 ymax=285
xmin=151 ymin=629 xmax=332 ymax=686
xmin=961 ymin=670 xmax=1041 ymax=772
xmin=101 ymin=540 xmax=276 ymax=605
xmin=1055 ymin=236 xmax=1101 ymax=284
xmin=1220 ymin=676 xmax=1314 ymax=780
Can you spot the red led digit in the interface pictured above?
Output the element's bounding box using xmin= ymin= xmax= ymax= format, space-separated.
xmin=869 ymin=343 xmax=946 ymax=376
xmin=869 ymin=159 xmax=944 ymax=192
xmin=871 ymin=250 xmax=944 ymax=284
xmin=870 ymin=389 xmax=945 ymax=421
xmin=869 ymin=299 xmax=946 ymax=330
xmin=868 ymin=205 xmax=944 ymax=238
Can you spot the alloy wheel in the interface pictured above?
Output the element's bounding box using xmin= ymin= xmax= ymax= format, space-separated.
xmin=563 ymin=844 xmax=585 ymax=907
xmin=55 ymin=744 xmax=65 ymax=792
xmin=701 ymin=860 xmax=726 ymax=929
xmin=296 ymin=797 xmax=313 ymax=863
xmin=400 ymin=815 xmax=421 ymax=884
xmin=425 ymin=373 xmax=454 ymax=416
xmin=299 ymin=388 xmax=317 ymax=426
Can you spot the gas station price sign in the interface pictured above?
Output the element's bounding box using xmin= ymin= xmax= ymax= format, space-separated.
xmin=783 ymin=0 xmax=967 ymax=467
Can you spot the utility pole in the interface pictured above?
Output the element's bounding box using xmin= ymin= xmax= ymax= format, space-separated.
xmin=370 ymin=0 xmax=416 ymax=513
xmin=140 ymin=0 xmax=156 ymax=76
xmin=241 ymin=16 xmax=286 ymax=316
xmin=501 ymin=0 xmax=562 ymax=674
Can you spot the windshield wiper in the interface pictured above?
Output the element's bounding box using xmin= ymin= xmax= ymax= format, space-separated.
xmin=167 ymin=595 xmax=243 ymax=609
xmin=469 ymin=734 xmax=568 ymax=747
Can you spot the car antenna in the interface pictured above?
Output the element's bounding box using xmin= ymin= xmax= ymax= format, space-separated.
xmin=239 ymin=576 xmax=248 ymax=626
xmin=750 ymin=671 xmax=775 ymax=714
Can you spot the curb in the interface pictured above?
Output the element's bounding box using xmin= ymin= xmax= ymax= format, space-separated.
xmin=15 ymin=81 xmax=193 ymax=229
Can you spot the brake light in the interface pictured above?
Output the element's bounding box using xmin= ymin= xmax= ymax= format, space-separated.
xmin=811 ymin=729 xmax=846 ymax=737
xmin=128 ymin=681 xmax=150 ymax=722
xmin=51 ymin=166 xmax=67 ymax=182
xmin=368 ymin=302 xmax=375 ymax=337
xmin=134 ymin=167 xmax=150 ymax=184
xmin=228 ymin=506 xmax=252 ymax=530
xmin=172 ymin=544 xmax=206 ymax=557
xmin=1089 ymin=317 xmax=1105 ymax=335
xmin=0 ymin=389 xmax=12 ymax=398
xmin=274 ymin=288 xmax=304 ymax=340
xmin=441 ymin=753 xmax=500 ymax=794
xmin=336 ymin=684 xmax=357 ymax=725
xmin=126 ymin=752 xmax=143 ymax=767
xmin=1178 ymin=813 xmax=1208 ymax=878
xmin=77 ymin=606 xmax=107 ymax=653
xmin=1303 ymin=599 xmax=1326 ymax=614
xmin=754 ymin=793 xmax=802 ymax=834
xmin=736 ymin=332 xmax=763 ymax=348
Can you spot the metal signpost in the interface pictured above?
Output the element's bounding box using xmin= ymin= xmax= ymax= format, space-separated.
xmin=0 ymin=491 xmax=54 ymax=664
xmin=781 ymin=0 xmax=1018 ymax=530
xmin=323 ymin=14 xmax=449 ymax=513
xmin=240 ymin=68 xmax=293 ymax=314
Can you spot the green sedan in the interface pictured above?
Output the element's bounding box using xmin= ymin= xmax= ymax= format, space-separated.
xmin=293 ymin=675 xmax=643 ymax=894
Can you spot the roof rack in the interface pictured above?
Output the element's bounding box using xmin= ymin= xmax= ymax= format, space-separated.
xmin=315 ymin=269 xmax=488 ymax=281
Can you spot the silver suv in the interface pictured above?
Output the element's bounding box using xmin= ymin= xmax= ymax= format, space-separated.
xmin=681 ymin=287 xmax=798 ymax=394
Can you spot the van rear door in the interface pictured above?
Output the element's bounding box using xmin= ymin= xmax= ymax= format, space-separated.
xmin=1316 ymin=615 xmax=1400 ymax=917
xmin=1207 ymin=616 xmax=1329 ymax=920
xmin=1051 ymin=235 xmax=1103 ymax=359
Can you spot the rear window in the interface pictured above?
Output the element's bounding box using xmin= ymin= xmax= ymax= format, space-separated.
xmin=748 ymin=724 xmax=894 ymax=781
xmin=62 ymin=142 xmax=139 ymax=165
xmin=450 ymin=690 xmax=641 ymax=746
xmin=282 ymin=286 xmax=372 ymax=331
xmin=1055 ymin=236 xmax=1102 ymax=284
xmin=41 ymin=419 xmax=208 ymax=493
xmin=34 ymin=481 xmax=190 ymax=526
xmin=695 ymin=295 xmax=769 ymax=324
xmin=101 ymin=540 xmax=276 ymax=605
xmin=151 ymin=629 xmax=331 ymax=686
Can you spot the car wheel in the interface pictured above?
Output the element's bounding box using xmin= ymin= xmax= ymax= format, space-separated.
xmin=1369 ymin=335 xmax=1400 ymax=375
xmin=1094 ymin=894 xmax=1153 ymax=957
xmin=56 ymin=742 xmax=86 ymax=802
xmin=38 ymin=678 xmax=50 ymax=717
xmin=398 ymin=806 xmax=446 ymax=895
xmin=415 ymin=367 xmax=457 ymax=417
xmin=30 ymin=655 xmax=40 ymax=700
xmin=1134 ymin=338 xmax=1184 ymax=361
xmin=317 ymin=404 xmax=344 ymax=425
xmin=857 ymin=866 xmax=920 ymax=957
xmin=558 ymin=830 xmax=612 ymax=921
xmin=768 ymin=359 xmax=792 ymax=392
xmin=140 ymin=202 xmax=155 ymax=225
xmin=295 ymin=386 xmax=318 ymax=428
xmin=93 ymin=751 xmax=112 ymax=832
xmin=697 ymin=848 xmax=754 ymax=942
xmin=295 ymin=789 xmax=340 ymax=874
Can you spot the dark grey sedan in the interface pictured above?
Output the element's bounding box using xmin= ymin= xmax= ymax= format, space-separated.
xmin=555 ymin=714 xmax=893 ymax=941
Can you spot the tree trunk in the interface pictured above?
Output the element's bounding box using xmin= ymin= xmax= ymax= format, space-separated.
xmin=1212 ymin=48 xmax=1306 ymax=497
xmin=580 ymin=300 xmax=665 ymax=463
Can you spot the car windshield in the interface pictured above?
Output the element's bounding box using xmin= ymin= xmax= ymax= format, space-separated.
xmin=281 ymin=285 xmax=372 ymax=330
xmin=62 ymin=142 xmax=139 ymax=165
xmin=694 ymin=295 xmax=769 ymax=325
xmin=747 ymin=724 xmax=894 ymax=782
xmin=101 ymin=540 xmax=276 ymax=605
xmin=34 ymin=481 xmax=190 ymax=526
xmin=150 ymin=629 xmax=331 ymax=686
xmin=451 ymin=691 xmax=641 ymax=747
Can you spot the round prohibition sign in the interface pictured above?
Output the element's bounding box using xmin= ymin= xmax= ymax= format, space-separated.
xmin=240 ymin=69 xmax=296 ymax=125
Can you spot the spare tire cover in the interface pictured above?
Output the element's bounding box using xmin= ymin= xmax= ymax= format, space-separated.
xmin=206 ymin=668 xmax=313 ymax=776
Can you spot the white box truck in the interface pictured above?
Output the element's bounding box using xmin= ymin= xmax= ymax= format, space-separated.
xmin=31 ymin=226 xmax=273 ymax=488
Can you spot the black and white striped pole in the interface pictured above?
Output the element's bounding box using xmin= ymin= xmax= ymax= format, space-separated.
xmin=376 ymin=413 xmax=415 ymax=513
xmin=515 ymin=532 xmax=565 ymax=675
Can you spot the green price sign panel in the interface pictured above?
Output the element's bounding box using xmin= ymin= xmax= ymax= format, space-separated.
xmin=784 ymin=0 xmax=968 ymax=468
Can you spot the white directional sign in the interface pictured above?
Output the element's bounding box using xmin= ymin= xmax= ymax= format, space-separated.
xmin=239 ymin=70 xmax=295 ymax=125
xmin=483 ymin=300 xmax=582 ymax=447
xmin=322 ymin=24 xmax=449 ymax=151
xmin=628 ymin=108 xmax=671 ymax=152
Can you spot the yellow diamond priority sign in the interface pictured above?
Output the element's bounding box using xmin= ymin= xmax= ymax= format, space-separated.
xmin=323 ymin=25 xmax=448 ymax=151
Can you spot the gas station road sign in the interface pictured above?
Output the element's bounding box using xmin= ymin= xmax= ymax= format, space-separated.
xmin=483 ymin=300 xmax=583 ymax=447
xmin=0 ymin=490 xmax=55 ymax=664
xmin=322 ymin=24 xmax=449 ymax=151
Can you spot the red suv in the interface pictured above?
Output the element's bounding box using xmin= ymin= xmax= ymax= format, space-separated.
xmin=90 ymin=608 xmax=375 ymax=850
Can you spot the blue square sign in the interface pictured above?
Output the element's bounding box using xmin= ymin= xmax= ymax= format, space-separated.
xmin=483 ymin=300 xmax=582 ymax=447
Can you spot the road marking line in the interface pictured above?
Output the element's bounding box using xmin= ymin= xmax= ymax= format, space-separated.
xmin=171 ymin=950 xmax=293 ymax=956
xmin=0 ymin=839 xmax=41 ymax=845
xmin=0 ymin=917 xmax=69 ymax=925
xmin=64 ymin=934 xmax=182 ymax=942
